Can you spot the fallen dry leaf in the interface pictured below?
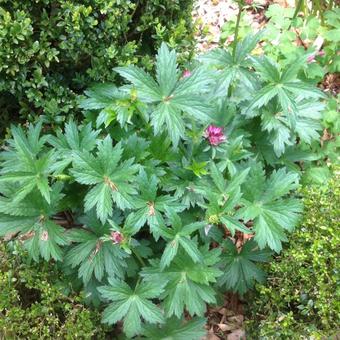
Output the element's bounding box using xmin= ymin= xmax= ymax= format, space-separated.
xmin=218 ymin=323 xmax=238 ymax=331
xmin=227 ymin=329 xmax=246 ymax=340
xmin=228 ymin=314 xmax=244 ymax=324
xmin=218 ymin=307 xmax=234 ymax=317
xmin=202 ymin=327 xmax=221 ymax=340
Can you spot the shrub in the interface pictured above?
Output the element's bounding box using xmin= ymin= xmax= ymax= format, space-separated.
xmin=0 ymin=241 xmax=110 ymax=339
xmin=0 ymin=33 xmax=327 ymax=337
xmin=0 ymin=0 xmax=195 ymax=135
xmin=246 ymin=169 xmax=340 ymax=339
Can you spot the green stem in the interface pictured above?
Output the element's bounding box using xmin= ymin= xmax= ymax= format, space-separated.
xmin=232 ymin=4 xmax=243 ymax=61
xmin=328 ymin=0 xmax=333 ymax=11
xmin=289 ymin=0 xmax=304 ymax=29
xmin=133 ymin=249 xmax=146 ymax=267
xmin=314 ymin=0 xmax=324 ymax=25
xmin=136 ymin=276 xmax=142 ymax=286
xmin=228 ymin=3 xmax=243 ymax=98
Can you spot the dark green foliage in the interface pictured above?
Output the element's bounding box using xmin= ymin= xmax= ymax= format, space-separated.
xmin=141 ymin=316 xmax=207 ymax=339
xmin=0 ymin=39 xmax=326 ymax=338
xmin=98 ymin=278 xmax=165 ymax=337
xmin=64 ymin=213 xmax=129 ymax=284
xmin=247 ymin=170 xmax=340 ymax=339
xmin=237 ymin=165 xmax=303 ymax=252
xmin=218 ymin=239 xmax=273 ymax=295
xmin=0 ymin=0 xmax=195 ymax=135
xmin=113 ymin=43 xmax=212 ymax=146
xmin=0 ymin=241 xmax=109 ymax=339
xmin=142 ymin=246 xmax=222 ymax=319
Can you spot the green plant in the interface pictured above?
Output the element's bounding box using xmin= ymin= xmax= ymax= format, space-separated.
xmin=292 ymin=0 xmax=336 ymax=24
xmin=0 ymin=241 xmax=109 ymax=339
xmin=220 ymin=5 xmax=340 ymax=80
xmin=218 ymin=3 xmax=339 ymax=186
xmin=246 ymin=169 xmax=340 ymax=339
xmin=0 ymin=0 xmax=195 ymax=135
xmin=0 ymin=36 xmax=326 ymax=337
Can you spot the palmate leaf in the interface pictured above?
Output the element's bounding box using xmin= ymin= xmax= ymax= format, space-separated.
xmin=199 ymin=32 xmax=263 ymax=93
xmin=164 ymin=162 xmax=205 ymax=208
xmin=48 ymin=120 xmax=99 ymax=174
xmin=141 ymin=316 xmax=206 ymax=340
xmin=218 ymin=239 xmax=272 ymax=294
xmin=65 ymin=213 xmax=128 ymax=284
xmin=122 ymin=134 xmax=150 ymax=163
xmin=159 ymin=209 xmax=204 ymax=270
xmin=98 ymin=278 xmax=165 ymax=338
xmin=195 ymin=163 xmax=251 ymax=235
xmin=195 ymin=162 xmax=249 ymax=200
xmin=237 ymin=165 xmax=303 ymax=252
xmin=129 ymin=169 xmax=183 ymax=239
xmin=0 ymin=183 xmax=67 ymax=261
xmin=70 ymin=136 xmax=139 ymax=223
xmin=79 ymin=83 xmax=124 ymax=110
xmin=79 ymin=83 xmax=148 ymax=128
xmin=142 ymin=246 xmax=222 ymax=318
xmin=115 ymin=43 xmax=212 ymax=146
xmin=260 ymin=98 xmax=324 ymax=157
xmin=261 ymin=107 xmax=293 ymax=157
xmin=0 ymin=122 xmax=55 ymax=203
xmin=245 ymin=55 xmax=325 ymax=127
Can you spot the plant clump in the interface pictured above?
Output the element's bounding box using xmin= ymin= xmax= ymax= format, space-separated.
xmin=0 ymin=35 xmax=328 ymax=337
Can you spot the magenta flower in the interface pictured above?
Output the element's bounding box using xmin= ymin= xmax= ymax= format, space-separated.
xmin=317 ymin=50 xmax=325 ymax=57
xmin=182 ymin=69 xmax=191 ymax=78
xmin=204 ymin=125 xmax=226 ymax=146
xmin=110 ymin=231 xmax=123 ymax=244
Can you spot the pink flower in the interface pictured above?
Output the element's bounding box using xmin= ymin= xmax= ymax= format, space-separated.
xmin=204 ymin=125 xmax=226 ymax=146
xmin=227 ymin=35 xmax=234 ymax=44
xmin=307 ymin=54 xmax=315 ymax=63
xmin=110 ymin=231 xmax=123 ymax=244
xmin=317 ymin=50 xmax=325 ymax=57
xmin=245 ymin=0 xmax=253 ymax=5
xmin=182 ymin=69 xmax=191 ymax=78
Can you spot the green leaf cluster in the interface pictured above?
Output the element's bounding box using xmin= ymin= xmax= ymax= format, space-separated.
xmin=0 ymin=38 xmax=326 ymax=337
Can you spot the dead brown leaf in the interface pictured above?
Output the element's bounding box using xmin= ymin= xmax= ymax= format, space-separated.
xmin=227 ymin=329 xmax=246 ymax=340
xmin=218 ymin=323 xmax=238 ymax=332
xmin=228 ymin=315 xmax=244 ymax=324
xmin=202 ymin=327 xmax=221 ymax=340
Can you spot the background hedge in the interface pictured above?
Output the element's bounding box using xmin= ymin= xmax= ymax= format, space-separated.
xmin=246 ymin=168 xmax=340 ymax=339
xmin=0 ymin=0 xmax=195 ymax=135
xmin=0 ymin=241 xmax=113 ymax=339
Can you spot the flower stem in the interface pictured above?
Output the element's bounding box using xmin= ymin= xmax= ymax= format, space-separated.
xmin=289 ymin=0 xmax=304 ymax=29
xmin=232 ymin=4 xmax=243 ymax=61
xmin=228 ymin=3 xmax=243 ymax=97
xmin=133 ymin=248 xmax=146 ymax=267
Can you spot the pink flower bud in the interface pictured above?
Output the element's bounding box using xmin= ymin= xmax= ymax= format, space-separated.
xmin=317 ymin=50 xmax=325 ymax=57
xmin=245 ymin=0 xmax=253 ymax=5
xmin=110 ymin=231 xmax=123 ymax=244
xmin=204 ymin=125 xmax=226 ymax=146
xmin=182 ymin=70 xmax=191 ymax=78
xmin=307 ymin=54 xmax=315 ymax=63
xmin=227 ymin=35 xmax=234 ymax=44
